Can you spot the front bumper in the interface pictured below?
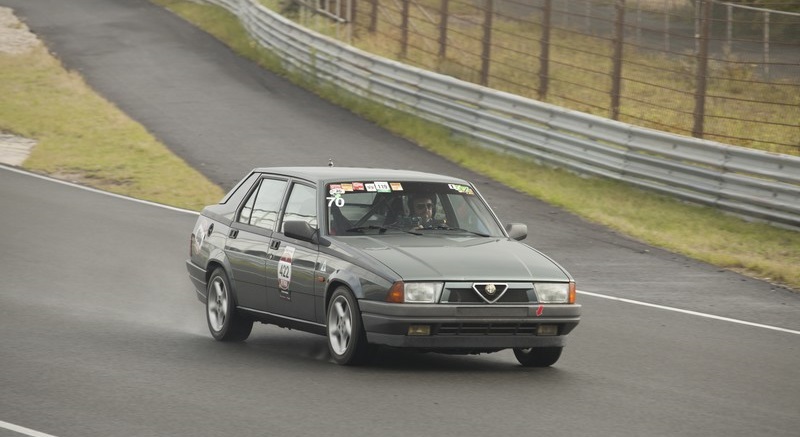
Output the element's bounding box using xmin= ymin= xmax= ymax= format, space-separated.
xmin=359 ymin=300 xmax=581 ymax=349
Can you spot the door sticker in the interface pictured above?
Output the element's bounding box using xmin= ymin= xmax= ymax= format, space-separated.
xmin=193 ymin=219 xmax=208 ymax=252
xmin=278 ymin=246 xmax=295 ymax=300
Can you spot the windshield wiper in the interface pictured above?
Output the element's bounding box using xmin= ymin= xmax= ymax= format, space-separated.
xmin=345 ymin=225 xmax=386 ymax=233
xmin=346 ymin=225 xmax=422 ymax=236
xmin=419 ymin=225 xmax=490 ymax=237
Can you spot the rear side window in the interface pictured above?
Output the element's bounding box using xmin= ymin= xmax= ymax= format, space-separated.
xmin=280 ymin=183 xmax=318 ymax=232
xmin=238 ymin=178 xmax=288 ymax=231
xmin=220 ymin=172 xmax=259 ymax=205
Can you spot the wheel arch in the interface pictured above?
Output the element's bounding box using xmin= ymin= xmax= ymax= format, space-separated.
xmin=204 ymin=250 xmax=237 ymax=302
xmin=324 ymin=267 xmax=396 ymax=314
xmin=325 ymin=270 xmax=364 ymax=311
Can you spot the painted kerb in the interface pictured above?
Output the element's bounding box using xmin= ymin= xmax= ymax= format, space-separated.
xmin=200 ymin=0 xmax=800 ymax=228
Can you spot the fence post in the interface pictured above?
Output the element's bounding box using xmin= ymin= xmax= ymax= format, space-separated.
xmin=724 ymin=3 xmax=732 ymax=58
xmin=400 ymin=0 xmax=410 ymax=58
xmin=349 ymin=0 xmax=356 ymax=40
xmin=664 ymin=0 xmax=670 ymax=50
xmin=480 ymin=0 xmax=494 ymax=86
xmin=369 ymin=0 xmax=377 ymax=33
xmin=438 ymin=0 xmax=450 ymax=58
xmin=539 ymin=0 xmax=552 ymax=99
xmin=763 ymin=10 xmax=770 ymax=79
xmin=610 ymin=0 xmax=626 ymax=120
xmin=692 ymin=0 xmax=711 ymax=139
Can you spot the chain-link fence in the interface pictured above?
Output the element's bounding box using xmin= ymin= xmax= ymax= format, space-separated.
xmin=287 ymin=0 xmax=799 ymax=154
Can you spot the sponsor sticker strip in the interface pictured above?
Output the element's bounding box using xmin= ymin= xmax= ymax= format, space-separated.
xmin=328 ymin=182 xmax=405 ymax=195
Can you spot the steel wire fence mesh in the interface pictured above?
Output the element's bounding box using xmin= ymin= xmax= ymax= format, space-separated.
xmin=289 ymin=0 xmax=799 ymax=154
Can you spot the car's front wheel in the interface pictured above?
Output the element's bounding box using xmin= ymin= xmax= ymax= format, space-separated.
xmin=327 ymin=287 xmax=372 ymax=365
xmin=513 ymin=347 xmax=562 ymax=367
xmin=206 ymin=268 xmax=252 ymax=342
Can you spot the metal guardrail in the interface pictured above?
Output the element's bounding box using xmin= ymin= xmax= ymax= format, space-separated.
xmin=200 ymin=0 xmax=800 ymax=228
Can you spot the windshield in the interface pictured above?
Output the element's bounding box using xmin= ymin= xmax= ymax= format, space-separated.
xmin=326 ymin=181 xmax=505 ymax=237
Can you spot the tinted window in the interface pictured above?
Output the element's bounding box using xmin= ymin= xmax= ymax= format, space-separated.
xmin=281 ymin=183 xmax=318 ymax=232
xmin=238 ymin=178 xmax=288 ymax=231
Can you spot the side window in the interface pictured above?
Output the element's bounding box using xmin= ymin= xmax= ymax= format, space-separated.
xmin=281 ymin=183 xmax=318 ymax=232
xmin=239 ymin=187 xmax=256 ymax=225
xmin=238 ymin=178 xmax=288 ymax=231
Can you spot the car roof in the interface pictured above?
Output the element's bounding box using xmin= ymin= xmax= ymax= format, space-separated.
xmin=253 ymin=167 xmax=471 ymax=185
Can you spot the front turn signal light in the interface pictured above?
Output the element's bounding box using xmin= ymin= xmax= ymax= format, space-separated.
xmin=569 ymin=282 xmax=577 ymax=304
xmin=387 ymin=281 xmax=405 ymax=303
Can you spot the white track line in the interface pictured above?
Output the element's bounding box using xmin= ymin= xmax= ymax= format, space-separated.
xmin=578 ymin=290 xmax=800 ymax=335
xmin=3 ymin=164 xmax=798 ymax=335
xmin=0 ymin=420 xmax=59 ymax=437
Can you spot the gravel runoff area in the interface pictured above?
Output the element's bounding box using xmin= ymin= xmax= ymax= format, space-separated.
xmin=0 ymin=6 xmax=39 ymax=166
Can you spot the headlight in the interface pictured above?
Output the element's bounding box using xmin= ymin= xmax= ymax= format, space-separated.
xmin=534 ymin=283 xmax=572 ymax=303
xmin=387 ymin=282 xmax=443 ymax=303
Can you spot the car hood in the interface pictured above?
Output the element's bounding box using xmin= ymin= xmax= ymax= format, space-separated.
xmin=334 ymin=235 xmax=569 ymax=281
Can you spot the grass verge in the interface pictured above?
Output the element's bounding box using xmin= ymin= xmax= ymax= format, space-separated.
xmin=154 ymin=0 xmax=800 ymax=291
xmin=0 ymin=27 xmax=224 ymax=211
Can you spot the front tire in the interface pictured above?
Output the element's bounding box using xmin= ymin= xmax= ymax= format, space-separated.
xmin=206 ymin=268 xmax=252 ymax=342
xmin=326 ymin=287 xmax=372 ymax=365
xmin=513 ymin=347 xmax=562 ymax=367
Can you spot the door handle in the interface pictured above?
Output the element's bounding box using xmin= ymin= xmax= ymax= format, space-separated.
xmin=270 ymin=240 xmax=281 ymax=250
xmin=229 ymin=229 xmax=239 ymax=238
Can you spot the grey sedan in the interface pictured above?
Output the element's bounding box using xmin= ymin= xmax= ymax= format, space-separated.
xmin=186 ymin=167 xmax=581 ymax=366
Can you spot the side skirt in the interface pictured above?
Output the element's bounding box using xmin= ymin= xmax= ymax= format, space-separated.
xmin=238 ymin=307 xmax=326 ymax=336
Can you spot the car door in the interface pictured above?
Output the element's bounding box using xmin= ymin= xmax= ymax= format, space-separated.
xmin=265 ymin=182 xmax=319 ymax=321
xmin=225 ymin=176 xmax=288 ymax=311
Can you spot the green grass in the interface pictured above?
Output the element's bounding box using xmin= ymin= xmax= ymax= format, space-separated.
xmin=154 ymin=0 xmax=800 ymax=291
xmin=0 ymin=39 xmax=224 ymax=211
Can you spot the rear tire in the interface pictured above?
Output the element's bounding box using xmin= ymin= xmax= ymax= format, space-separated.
xmin=206 ymin=268 xmax=252 ymax=342
xmin=326 ymin=287 xmax=372 ymax=365
xmin=513 ymin=347 xmax=562 ymax=367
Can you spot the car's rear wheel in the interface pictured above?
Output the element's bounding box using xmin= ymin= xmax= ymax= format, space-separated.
xmin=513 ymin=347 xmax=562 ymax=367
xmin=327 ymin=287 xmax=372 ymax=365
xmin=206 ymin=268 xmax=252 ymax=342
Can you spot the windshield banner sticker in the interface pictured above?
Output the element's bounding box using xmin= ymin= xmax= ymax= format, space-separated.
xmin=374 ymin=181 xmax=391 ymax=192
xmin=353 ymin=182 xmax=365 ymax=190
xmin=278 ymin=246 xmax=295 ymax=300
xmin=390 ymin=182 xmax=403 ymax=191
xmin=448 ymin=184 xmax=475 ymax=195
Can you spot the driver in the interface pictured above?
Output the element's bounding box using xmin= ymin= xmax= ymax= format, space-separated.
xmin=408 ymin=193 xmax=439 ymax=228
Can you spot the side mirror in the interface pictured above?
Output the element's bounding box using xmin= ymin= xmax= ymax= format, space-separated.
xmin=505 ymin=223 xmax=528 ymax=241
xmin=284 ymin=220 xmax=318 ymax=243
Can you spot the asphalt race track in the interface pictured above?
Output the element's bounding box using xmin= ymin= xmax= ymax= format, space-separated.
xmin=1 ymin=1 xmax=799 ymax=436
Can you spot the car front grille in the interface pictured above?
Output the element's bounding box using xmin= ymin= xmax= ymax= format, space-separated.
xmin=441 ymin=282 xmax=534 ymax=304
xmin=444 ymin=288 xmax=529 ymax=303
xmin=437 ymin=323 xmax=541 ymax=336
